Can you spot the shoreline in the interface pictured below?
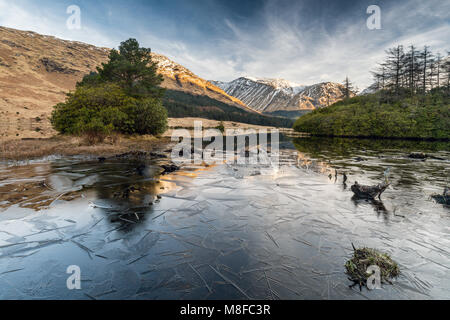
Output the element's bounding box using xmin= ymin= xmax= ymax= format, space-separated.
xmin=0 ymin=135 xmax=173 ymax=162
xmin=293 ymin=133 xmax=450 ymax=142
xmin=0 ymin=117 xmax=292 ymax=162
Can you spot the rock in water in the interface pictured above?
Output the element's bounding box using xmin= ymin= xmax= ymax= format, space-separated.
xmin=351 ymin=181 xmax=389 ymax=200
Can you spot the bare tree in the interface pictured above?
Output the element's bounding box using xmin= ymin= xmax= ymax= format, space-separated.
xmin=385 ymin=45 xmax=405 ymax=94
xmin=342 ymin=76 xmax=356 ymax=99
xmin=435 ymin=52 xmax=442 ymax=88
xmin=405 ymin=45 xmax=420 ymax=94
xmin=370 ymin=44 xmax=450 ymax=97
xmin=419 ymin=46 xmax=433 ymax=92
xmin=444 ymin=52 xmax=450 ymax=92
xmin=371 ymin=64 xmax=387 ymax=91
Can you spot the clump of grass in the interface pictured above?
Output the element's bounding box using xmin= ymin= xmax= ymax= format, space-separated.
xmin=215 ymin=121 xmax=225 ymax=133
xmin=345 ymin=244 xmax=400 ymax=290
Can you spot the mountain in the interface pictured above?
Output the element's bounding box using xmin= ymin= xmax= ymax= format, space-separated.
xmin=212 ymin=77 xmax=353 ymax=118
xmin=151 ymin=54 xmax=255 ymax=113
xmin=0 ymin=26 xmax=255 ymax=139
xmin=210 ymin=77 xmax=306 ymax=113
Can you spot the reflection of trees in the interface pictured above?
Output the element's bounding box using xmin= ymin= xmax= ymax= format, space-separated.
xmin=293 ymin=137 xmax=449 ymax=158
xmin=293 ymin=137 xmax=449 ymax=189
xmin=92 ymin=160 xmax=166 ymax=230
xmin=351 ymin=195 xmax=389 ymax=223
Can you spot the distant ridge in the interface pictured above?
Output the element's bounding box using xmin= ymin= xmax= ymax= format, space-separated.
xmin=212 ymin=77 xmax=355 ymax=118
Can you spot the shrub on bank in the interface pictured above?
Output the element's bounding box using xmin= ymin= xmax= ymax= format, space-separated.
xmin=51 ymin=84 xmax=167 ymax=137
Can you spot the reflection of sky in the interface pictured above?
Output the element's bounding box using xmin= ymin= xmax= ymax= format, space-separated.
xmin=0 ymin=0 xmax=449 ymax=89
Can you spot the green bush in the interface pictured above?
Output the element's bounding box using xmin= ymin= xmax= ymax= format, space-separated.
xmin=51 ymin=84 xmax=167 ymax=136
xmin=120 ymin=98 xmax=168 ymax=135
xmin=51 ymin=84 xmax=130 ymax=135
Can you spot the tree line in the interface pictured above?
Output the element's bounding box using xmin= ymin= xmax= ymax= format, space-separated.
xmin=370 ymin=45 xmax=450 ymax=95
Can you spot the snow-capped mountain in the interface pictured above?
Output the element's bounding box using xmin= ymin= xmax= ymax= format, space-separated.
xmin=211 ymin=77 xmax=353 ymax=117
xmin=210 ymin=77 xmax=306 ymax=113
xmin=150 ymin=54 xmax=255 ymax=112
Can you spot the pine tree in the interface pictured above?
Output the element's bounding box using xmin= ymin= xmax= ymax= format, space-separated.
xmin=342 ymin=76 xmax=355 ymax=99
xmin=79 ymin=38 xmax=165 ymax=99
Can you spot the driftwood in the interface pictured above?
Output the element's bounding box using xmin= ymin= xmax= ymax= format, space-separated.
xmin=431 ymin=187 xmax=450 ymax=205
xmin=351 ymin=181 xmax=389 ymax=200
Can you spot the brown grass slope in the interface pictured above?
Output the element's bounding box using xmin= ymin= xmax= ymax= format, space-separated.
xmin=0 ymin=26 xmax=253 ymax=140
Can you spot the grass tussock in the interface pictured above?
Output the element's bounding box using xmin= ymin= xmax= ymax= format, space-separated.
xmin=0 ymin=134 xmax=170 ymax=161
xmin=345 ymin=245 xmax=400 ymax=290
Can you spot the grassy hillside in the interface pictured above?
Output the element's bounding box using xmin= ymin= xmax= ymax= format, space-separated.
xmin=163 ymin=90 xmax=294 ymax=128
xmin=293 ymin=91 xmax=450 ymax=140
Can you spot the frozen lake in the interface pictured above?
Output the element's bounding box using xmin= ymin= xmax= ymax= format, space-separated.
xmin=0 ymin=137 xmax=449 ymax=299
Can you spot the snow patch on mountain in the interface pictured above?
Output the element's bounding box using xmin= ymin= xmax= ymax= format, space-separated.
xmin=211 ymin=77 xmax=350 ymax=116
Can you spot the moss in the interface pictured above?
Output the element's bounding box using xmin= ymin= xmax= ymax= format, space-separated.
xmin=345 ymin=245 xmax=400 ymax=290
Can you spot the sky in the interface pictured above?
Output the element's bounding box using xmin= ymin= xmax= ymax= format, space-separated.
xmin=0 ymin=0 xmax=449 ymax=89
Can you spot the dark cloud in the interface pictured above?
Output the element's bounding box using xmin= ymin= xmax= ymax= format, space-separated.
xmin=0 ymin=0 xmax=448 ymax=89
